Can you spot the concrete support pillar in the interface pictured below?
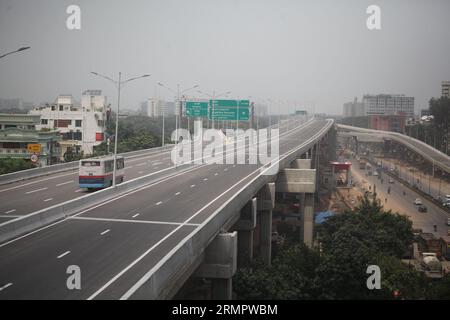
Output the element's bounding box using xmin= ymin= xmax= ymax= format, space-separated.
xmin=260 ymin=209 xmax=272 ymax=266
xmin=257 ymin=183 xmax=275 ymax=266
xmin=303 ymin=193 xmax=314 ymax=248
xmin=235 ymin=198 xmax=257 ymax=267
xmin=195 ymin=232 xmax=237 ymax=300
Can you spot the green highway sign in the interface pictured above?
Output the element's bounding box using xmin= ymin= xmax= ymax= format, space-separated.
xmin=185 ymin=101 xmax=208 ymax=117
xmin=209 ymin=99 xmax=250 ymax=107
xmin=208 ymin=106 xmax=250 ymax=121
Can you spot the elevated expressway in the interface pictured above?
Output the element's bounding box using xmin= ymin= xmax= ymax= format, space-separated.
xmin=0 ymin=118 xmax=335 ymax=299
xmin=338 ymin=124 xmax=450 ymax=175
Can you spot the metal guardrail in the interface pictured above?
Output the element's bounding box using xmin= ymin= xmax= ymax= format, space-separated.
xmin=0 ymin=144 xmax=174 ymax=186
xmin=0 ymin=160 xmax=194 ymax=244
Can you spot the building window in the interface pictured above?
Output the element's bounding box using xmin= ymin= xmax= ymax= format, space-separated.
xmin=51 ymin=105 xmax=56 ymax=111
xmin=59 ymin=105 xmax=64 ymax=111
xmin=41 ymin=119 xmax=48 ymax=125
xmin=55 ymin=119 xmax=71 ymax=128
xmin=97 ymin=120 xmax=104 ymax=127
xmin=75 ymin=120 xmax=82 ymax=127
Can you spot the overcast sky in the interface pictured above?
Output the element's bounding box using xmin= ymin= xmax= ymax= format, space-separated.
xmin=1 ymin=0 xmax=449 ymax=114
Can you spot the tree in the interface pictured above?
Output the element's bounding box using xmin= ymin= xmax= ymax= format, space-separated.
xmin=234 ymin=244 xmax=322 ymax=299
xmin=429 ymin=97 xmax=450 ymax=154
xmin=314 ymin=196 xmax=421 ymax=299
xmin=0 ymin=157 xmax=35 ymax=174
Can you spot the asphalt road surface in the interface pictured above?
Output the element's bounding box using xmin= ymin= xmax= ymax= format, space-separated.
xmin=351 ymin=158 xmax=450 ymax=237
xmin=0 ymin=118 xmax=331 ymax=299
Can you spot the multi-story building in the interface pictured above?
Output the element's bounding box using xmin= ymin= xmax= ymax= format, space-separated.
xmin=343 ymin=97 xmax=365 ymax=117
xmin=363 ymin=94 xmax=415 ymax=117
xmin=0 ymin=113 xmax=60 ymax=166
xmin=30 ymin=91 xmax=107 ymax=157
xmin=442 ymin=81 xmax=450 ymax=98
xmin=141 ymin=98 xmax=176 ymax=117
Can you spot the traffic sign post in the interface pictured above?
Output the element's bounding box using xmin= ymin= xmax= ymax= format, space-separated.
xmin=208 ymin=106 xmax=250 ymax=121
xmin=208 ymin=99 xmax=251 ymax=121
xmin=209 ymin=99 xmax=250 ymax=108
xmin=185 ymin=101 xmax=209 ymax=117
xmin=30 ymin=153 xmax=39 ymax=163
xmin=27 ymin=143 xmax=41 ymax=154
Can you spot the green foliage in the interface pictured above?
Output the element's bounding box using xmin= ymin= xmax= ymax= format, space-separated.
xmin=94 ymin=116 xmax=167 ymax=155
xmin=234 ymin=195 xmax=443 ymax=300
xmin=234 ymin=244 xmax=322 ymax=299
xmin=0 ymin=157 xmax=35 ymax=174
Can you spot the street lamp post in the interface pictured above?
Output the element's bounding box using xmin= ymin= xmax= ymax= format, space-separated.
xmin=158 ymin=82 xmax=199 ymax=138
xmin=196 ymin=90 xmax=231 ymax=130
xmin=0 ymin=46 xmax=31 ymax=60
xmin=90 ymin=71 xmax=150 ymax=187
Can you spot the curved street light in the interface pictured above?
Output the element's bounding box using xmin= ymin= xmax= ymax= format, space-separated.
xmin=0 ymin=46 xmax=31 ymax=60
xmin=90 ymin=71 xmax=150 ymax=187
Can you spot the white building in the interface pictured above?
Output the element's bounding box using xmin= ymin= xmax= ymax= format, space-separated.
xmin=343 ymin=97 xmax=365 ymax=117
xmin=141 ymin=98 xmax=176 ymax=117
xmin=363 ymin=94 xmax=414 ymax=117
xmin=442 ymin=81 xmax=450 ymax=98
xmin=30 ymin=91 xmax=107 ymax=156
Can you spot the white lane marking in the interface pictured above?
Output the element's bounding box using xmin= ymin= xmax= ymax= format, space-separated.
xmin=56 ymin=180 xmax=74 ymax=187
xmin=70 ymin=216 xmax=200 ymax=227
xmin=113 ymin=169 xmax=263 ymax=300
xmin=175 ymin=192 xmax=181 ymax=196
xmin=0 ymin=172 xmax=76 ymax=194
xmin=152 ymin=161 xmax=162 ymax=165
xmin=190 ymin=184 xmax=195 ymax=188
xmin=0 ymin=121 xmax=316 ymax=251
xmin=132 ymin=213 xmax=140 ymax=218
xmin=25 ymin=187 xmax=48 ymax=194
xmin=214 ymin=173 xmax=218 ymax=176
xmin=224 ymin=168 xmax=228 ymax=171
xmin=57 ymin=251 xmax=71 ymax=259
xmin=0 ymin=215 xmax=21 ymax=218
xmin=0 ymin=283 xmax=13 ymax=291
xmin=136 ymin=163 xmax=146 ymax=167
xmin=75 ymin=189 xmax=82 ymax=193
xmin=203 ymin=178 xmax=208 ymax=181
xmin=44 ymin=198 xmax=53 ymax=202
xmin=156 ymin=201 xmax=163 ymax=206
xmin=5 ymin=209 xmax=16 ymax=214
xmin=120 ymin=123 xmax=331 ymax=300
xmin=138 ymin=171 xmax=143 ymax=174
xmin=100 ymin=229 xmax=110 ymax=235
xmin=0 ymin=164 xmax=208 ymax=249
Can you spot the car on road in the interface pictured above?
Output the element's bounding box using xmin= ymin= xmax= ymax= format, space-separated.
xmin=414 ymin=198 xmax=423 ymax=205
xmin=418 ymin=205 xmax=427 ymax=212
xmin=388 ymin=178 xmax=394 ymax=184
xmin=373 ymin=171 xmax=379 ymax=176
xmin=443 ymin=201 xmax=450 ymax=207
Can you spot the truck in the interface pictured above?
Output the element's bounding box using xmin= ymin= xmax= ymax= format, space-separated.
xmin=417 ymin=233 xmax=442 ymax=259
xmin=420 ymin=252 xmax=443 ymax=278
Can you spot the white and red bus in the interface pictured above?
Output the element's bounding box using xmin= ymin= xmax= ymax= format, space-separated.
xmin=78 ymin=155 xmax=125 ymax=190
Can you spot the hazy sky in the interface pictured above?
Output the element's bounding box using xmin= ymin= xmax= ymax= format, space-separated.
xmin=1 ymin=0 xmax=449 ymax=114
